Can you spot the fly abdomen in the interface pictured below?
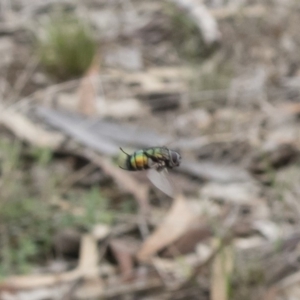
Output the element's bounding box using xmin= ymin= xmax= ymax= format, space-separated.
xmin=130 ymin=150 xmax=150 ymax=170
xmin=119 ymin=148 xmax=149 ymax=171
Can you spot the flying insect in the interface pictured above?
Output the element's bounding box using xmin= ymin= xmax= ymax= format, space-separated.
xmin=119 ymin=146 xmax=181 ymax=172
xmin=119 ymin=146 xmax=181 ymax=197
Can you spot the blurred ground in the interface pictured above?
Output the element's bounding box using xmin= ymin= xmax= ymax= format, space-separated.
xmin=1 ymin=0 xmax=300 ymax=299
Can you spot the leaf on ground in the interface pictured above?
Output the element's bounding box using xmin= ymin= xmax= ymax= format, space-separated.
xmin=137 ymin=194 xmax=197 ymax=262
xmin=77 ymin=51 xmax=101 ymax=116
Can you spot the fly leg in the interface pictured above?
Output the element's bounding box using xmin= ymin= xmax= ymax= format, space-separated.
xmin=144 ymin=152 xmax=166 ymax=171
xmin=147 ymin=160 xmax=166 ymax=171
xmin=156 ymin=162 xmax=167 ymax=172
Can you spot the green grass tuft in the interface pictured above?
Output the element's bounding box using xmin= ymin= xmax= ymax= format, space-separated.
xmin=36 ymin=13 xmax=97 ymax=80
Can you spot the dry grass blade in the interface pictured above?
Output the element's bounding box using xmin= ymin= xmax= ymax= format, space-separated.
xmin=137 ymin=194 xmax=196 ymax=262
xmin=77 ymin=234 xmax=99 ymax=279
xmin=211 ymin=240 xmax=233 ymax=300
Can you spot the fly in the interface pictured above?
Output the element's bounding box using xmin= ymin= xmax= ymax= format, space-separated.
xmin=119 ymin=146 xmax=181 ymax=197
xmin=119 ymin=146 xmax=181 ymax=172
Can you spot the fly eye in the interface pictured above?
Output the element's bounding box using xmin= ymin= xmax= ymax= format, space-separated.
xmin=171 ymin=152 xmax=181 ymax=166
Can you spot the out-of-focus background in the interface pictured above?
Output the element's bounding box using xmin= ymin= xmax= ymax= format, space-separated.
xmin=1 ymin=0 xmax=300 ymax=299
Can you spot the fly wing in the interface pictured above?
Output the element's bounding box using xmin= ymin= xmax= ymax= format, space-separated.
xmin=147 ymin=168 xmax=175 ymax=198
